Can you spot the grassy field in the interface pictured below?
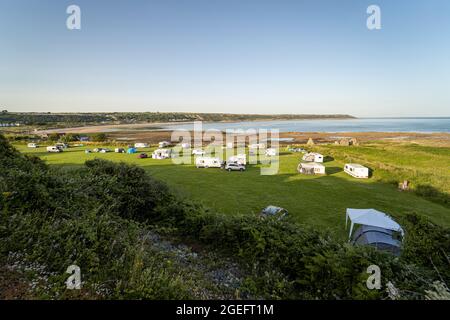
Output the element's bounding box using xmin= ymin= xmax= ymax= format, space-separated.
xmin=16 ymin=143 xmax=450 ymax=238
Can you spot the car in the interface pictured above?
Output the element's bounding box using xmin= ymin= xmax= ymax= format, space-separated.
xmin=260 ymin=206 xmax=288 ymax=220
xmin=99 ymin=148 xmax=111 ymax=153
xmin=224 ymin=162 xmax=246 ymax=172
xmin=138 ymin=153 xmax=148 ymax=159
xmin=85 ymin=149 xmax=92 ymax=154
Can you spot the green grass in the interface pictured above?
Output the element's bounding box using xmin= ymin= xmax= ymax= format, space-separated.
xmin=16 ymin=143 xmax=450 ymax=238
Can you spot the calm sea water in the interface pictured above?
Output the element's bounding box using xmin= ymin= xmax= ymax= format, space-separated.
xmin=163 ymin=118 xmax=450 ymax=133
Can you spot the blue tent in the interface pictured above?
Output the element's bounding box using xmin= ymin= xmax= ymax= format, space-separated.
xmin=127 ymin=148 xmax=137 ymax=154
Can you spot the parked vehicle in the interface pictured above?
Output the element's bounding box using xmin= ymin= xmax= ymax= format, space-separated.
xmin=46 ymin=146 xmax=62 ymax=153
xmin=225 ymin=162 xmax=246 ymax=172
xmin=192 ymin=149 xmax=205 ymax=156
xmin=260 ymin=206 xmax=288 ymax=220
xmin=195 ymin=157 xmax=222 ymax=168
xmin=99 ymin=148 xmax=111 ymax=153
xmin=27 ymin=143 xmax=38 ymax=148
xmin=55 ymin=143 xmax=68 ymax=150
xmin=138 ymin=153 xmax=148 ymax=159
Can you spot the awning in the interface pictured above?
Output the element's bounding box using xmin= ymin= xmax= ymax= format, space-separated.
xmin=346 ymin=208 xmax=404 ymax=239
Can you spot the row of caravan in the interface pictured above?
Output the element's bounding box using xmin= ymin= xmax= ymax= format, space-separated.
xmin=297 ymin=162 xmax=369 ymax=178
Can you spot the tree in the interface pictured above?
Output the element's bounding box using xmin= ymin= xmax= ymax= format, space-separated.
xmin=92 ymin=133 xmax=107 ymax=142
xmin=48 ymin=133 xmax=61 ymax=142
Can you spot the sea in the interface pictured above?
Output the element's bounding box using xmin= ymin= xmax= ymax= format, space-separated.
xmin=162 ymin=118 xmax=450 ymax=133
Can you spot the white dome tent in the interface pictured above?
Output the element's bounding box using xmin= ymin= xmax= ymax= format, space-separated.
xmin=346 ymin=208 xmax=404 ymax=240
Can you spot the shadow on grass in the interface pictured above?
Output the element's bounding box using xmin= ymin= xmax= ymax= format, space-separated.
xmin=323 ymin=156 xmax=335 ymax=163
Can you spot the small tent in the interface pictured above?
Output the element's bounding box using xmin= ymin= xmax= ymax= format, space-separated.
xmin=127 ymin=147 xmax=137 ymax=154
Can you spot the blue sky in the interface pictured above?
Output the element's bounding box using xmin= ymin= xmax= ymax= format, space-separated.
xmin=1 ymin=0 xmax=449 ymax=116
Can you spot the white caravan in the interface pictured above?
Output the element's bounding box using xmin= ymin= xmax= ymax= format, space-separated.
xmin=192 ymin=149 xmax=205 ymax=156
xmin=181 ymin=143 xmax=191 ymax=149
xmin=134 ymin=143 xmax=149 ymax=148
xmin=196 ymin=157 xmax=223 ymax=168
xmin=265 ymin=148 xmax=277 ymax=157
xmin=46 ymin=146 xmax=61 ymax=153
xmin=152 ymin=149 xmax=172 ymax=159
xmin=27 ymin=143 xmax=38 ymax=148
xmin=298 ymin=162 xmax=326 ymax=175
xmin=302 ymin=152 xmax=324 ymax=163
xmin=344 ymin=164 xmax=369 ymax=178
xmin=228 ymin=154 xmax=247 ymax=165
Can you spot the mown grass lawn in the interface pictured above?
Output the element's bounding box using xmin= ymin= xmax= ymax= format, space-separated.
xmin=16 ymin=143 xmax=450 ymax=238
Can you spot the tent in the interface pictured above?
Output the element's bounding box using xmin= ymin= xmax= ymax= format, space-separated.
xmin=346 ymin=208 xmax=404 ymax=240
xmin=352 ymin=225 xmax=402 ymax=255
xmin=127 ymin=147 xmax=137 ymax=154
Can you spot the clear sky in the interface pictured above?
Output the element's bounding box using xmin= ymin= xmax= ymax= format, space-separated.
xmin=1 ymin=0 xmax=449 ymax=116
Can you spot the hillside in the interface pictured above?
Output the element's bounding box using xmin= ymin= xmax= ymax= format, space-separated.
xmin=2 ymin=135 xmax=450 ymax=300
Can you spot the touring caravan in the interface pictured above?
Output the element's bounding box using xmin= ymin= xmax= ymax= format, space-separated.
xmin=265 ymin=148 xmax=277 ymax=157
xmin=298 ymin=162 xmax=325 ymax=175
xmin=228 ymin=154 xmax=247 ymax=165
xmin=249 ymin=143 xmax=265 ymax=149
xmin=195 ymin=157 xmax=223 ymax=168
xmin=192 ymin=149 xmax=205 ymax=156
xmin=152 ymin=149 xmax=172 ymax=159
xmin=181 ymin=143 xmax=191 ymax=149
xmin=344 ymin=164 xmax=369 ymax=178
xmin=46 ymin=146 xmax=61 ymax=153
xmin=302 ymin=152 xmax=324 ymax=163
xmin=27 ymin=143 xmax=38 ymax=148
xmin=134 ymin=143 xmax=149 ymax=148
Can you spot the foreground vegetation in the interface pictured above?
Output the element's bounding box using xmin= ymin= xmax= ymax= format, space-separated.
xmin=1 ymin=135 xmax=450 ymax=299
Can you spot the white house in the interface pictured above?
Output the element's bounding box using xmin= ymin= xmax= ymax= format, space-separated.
xmin=135 ymin=143 xmax=149 ymax=148
xmin=228 ymin=154 xmax=247 ymax=165
xmin=344 ymin=163 xmax=369 ymax=178
xmin=195 ymin=157 xmax=223 ymax=168
xmin=265 ymin=148 xmax=277 ymax=157
xmin=302 ymin=152 xmax=324 ymax=163
xmin=158 ymin=141 xmax=171 ymax=148
xmin=297 ymin=162 xmax=325 ymax=175
xmin=152 ymin=149 xmax=172 ymax=159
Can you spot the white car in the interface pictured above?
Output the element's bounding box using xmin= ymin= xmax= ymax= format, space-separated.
xmin=224 ymin=163 xmax=246 ymax=172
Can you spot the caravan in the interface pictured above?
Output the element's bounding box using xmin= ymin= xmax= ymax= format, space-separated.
xmin=298 ymin=162 xmax=325 ymax=175
xmin=265 ymin=148 xmax=277 ymax=157
xmin=46 ymin=146 xmax=62 ymax=153
xmin=152 ymin=149 xmax=172 ymax=159
xmin=302 ymin=152 xmax=324 ymax=163
xmin=196 ymin=157 xmax=223 ymax=168
xmin=344 ymin=164 xmax=369 ymax=178
xmin=228 ymin=154 xmax=247 ymax=165
xmin=134 ymin=143 xmax=149 ymax=148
